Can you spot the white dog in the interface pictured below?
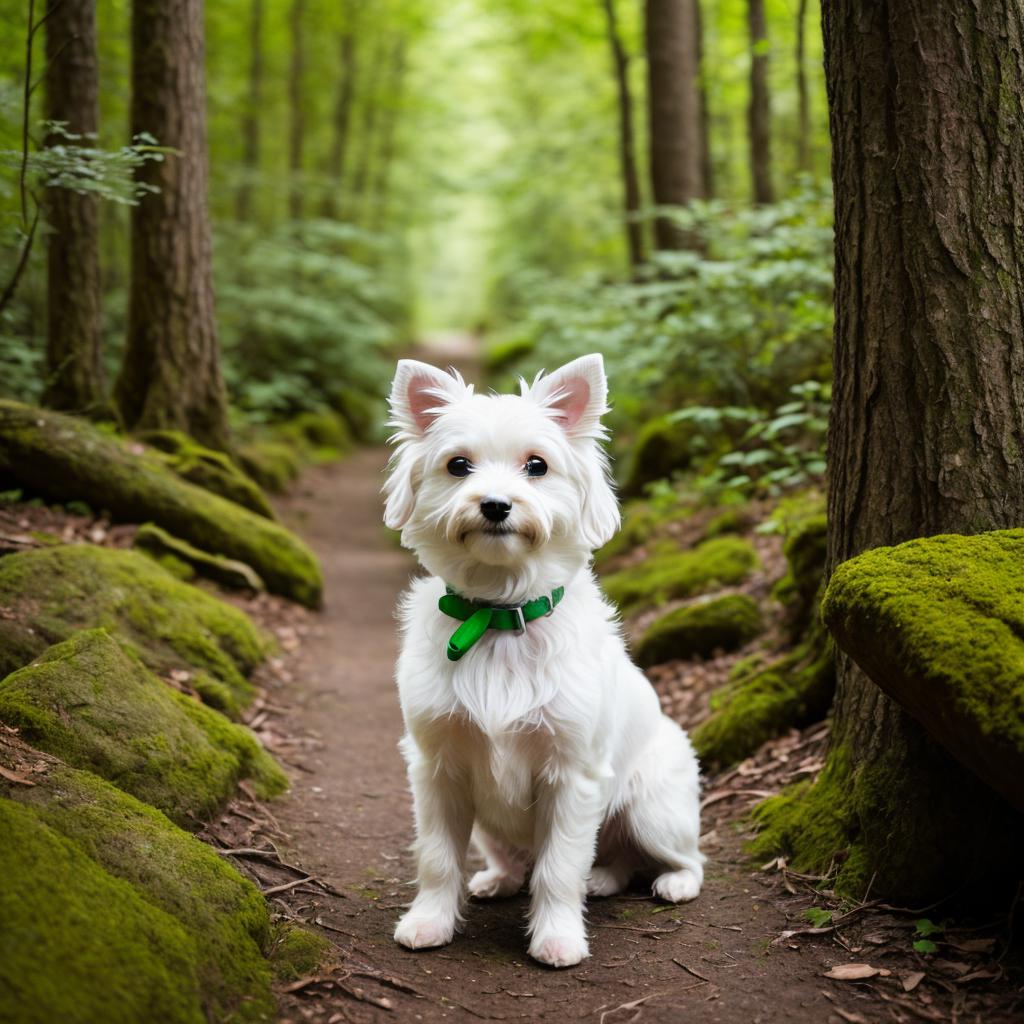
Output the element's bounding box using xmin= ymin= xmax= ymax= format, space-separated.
xmin=383 ymin=353 xmax=704 ymax=968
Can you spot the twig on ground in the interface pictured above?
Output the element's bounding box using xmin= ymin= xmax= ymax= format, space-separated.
xmin=262 ymin=875 xmax=314 ymax=896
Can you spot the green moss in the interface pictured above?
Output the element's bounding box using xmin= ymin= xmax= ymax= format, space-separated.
xmin=595 ymin=497 xmax=686 ymax=568
xmin=602 ymin=537 xmax=758 ymax=614
xmin=0 ymin=798 xmax=206 ymax=1024
xmin=135 ymin=522 xmax=265 ymax=593
xmin=633 ymin=594 xmax=762 ymax=668
xmin=2 ymin=735 xmax=276 ymax=1021
xmin=237 ymin=440 xmax=302 ymax=494
xmin=619 ymin=415 xmax=698 ymax=498
xmin=270 ymin=924 xmax=332 ymax=982
xmin=272 ymin=411 xmax=352 ymax=463
xmin=692 ymin=621 xmax=834 ymax=769
xmin=137 ymin=428 xmax=276 ymax=520
xmin=704 ymin=507 xmax=752 ymax=538
xmin=0 ymin=630 xmax=287 ymax=824
xmin=484 ymin=334 xmax=535 ymax=373
xmin=0 ymin=545 xmax=268 ymax=713
xmin=333 ymin=385 xmax=383 ymax=442
xmin=0 ymin=401 xmax=322 ymax=606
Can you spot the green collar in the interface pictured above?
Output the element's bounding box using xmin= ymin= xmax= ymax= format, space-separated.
xmin=439 ymin=585 xmax=565 ymax=662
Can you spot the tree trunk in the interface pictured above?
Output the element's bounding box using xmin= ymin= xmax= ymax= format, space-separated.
xmin=644 ymin=0 xmax=703 ymax=251
xmin=118 ymin=0 xmax=229 ymax=452
xmin=795 ymin=0 xmax=810 ymax=174
xmin=235 ymin=0 xmax=263 ymax=222
xmin=695 ymin=0 xmax=713 ymax=199
xmin=350 ymin=39 xmax=386 ymax=219
xmin=817 ymin=0 xmax=1024 ymax=901
xmin=370 ymin=38 xmax=407 ymax=230
xmin=321 ymin=29 xmax=357 ymax=220
xmin=42 ymin=0 xmax=105 ymax=414
xmin=600 ymin=0 xmax=646 ymax=272
xmin=287 ymin=0 xmax=307 ymax=220
xmin=747 ymin=0 xmax=774 ymax=203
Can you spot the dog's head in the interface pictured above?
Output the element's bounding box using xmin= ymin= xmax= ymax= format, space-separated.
xmin=383 ymin=353 xmax=619 ymax=598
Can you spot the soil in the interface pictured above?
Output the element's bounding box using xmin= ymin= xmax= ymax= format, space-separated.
xmin=248 ymin=450 xmax=1022 ymax=1024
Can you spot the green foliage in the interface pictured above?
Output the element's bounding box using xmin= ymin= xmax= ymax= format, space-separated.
xmin=0 ymin=629 xmax=285 ymax=825
xmin=803 ymin=907 xmax=833 ymax=928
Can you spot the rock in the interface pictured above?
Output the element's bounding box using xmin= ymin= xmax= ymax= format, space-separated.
xmin=602 ymin=537 xmax=758 ymax=614
xmin=633 ymin=594 xmax=762 ymax=668
xmin=0 ymin=730 xmax=277 ymax=1022
xmin=136 ymin=428 xmax=276 ymax=519
xmin=134 ymin=522 xmax=265 ymax=593
xmin=0 ymin=401 xmax=322 ymax=607
xmin=237 ymin=439 xmax=302 ymax=494
xmin=274 ymin=410 xmax=353 ymax=460
xmin=0 ymin=630 xmax=287 ymax=824
xmin=619 ymin=414 xmax=698 ymax=499
xmin=0 ymin=545 xmax=268 ymax=715
xmin=822 ymin=529 xmax=1024 ymax=813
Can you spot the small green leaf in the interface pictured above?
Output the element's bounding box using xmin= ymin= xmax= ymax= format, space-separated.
xmin=803 ymin=907 xmax=833 ymax=928
xmin=914 ymin=918 xmax=942 ymax=937
xmin=913 ymin=939 xmax=938 ymax=954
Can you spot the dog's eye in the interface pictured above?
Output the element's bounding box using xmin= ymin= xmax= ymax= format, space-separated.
xmin=447 ymin=457 xmax=473 ymax=478
xmin=525 ymin=456 xmax=548 ymax=478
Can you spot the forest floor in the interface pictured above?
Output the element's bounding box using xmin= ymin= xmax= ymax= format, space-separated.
xmin=191 ymin=446 xmax=1021 ymax=1024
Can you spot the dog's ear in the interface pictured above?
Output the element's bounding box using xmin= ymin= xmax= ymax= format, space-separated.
xmin=388 ymin=359 xmax=467 ymax=436
xmin=532 ymin=353 xmax=608 ymax=438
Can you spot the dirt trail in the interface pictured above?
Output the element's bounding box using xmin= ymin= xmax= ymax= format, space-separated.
xmin=266 ymin=448 xmax=868 ymax=1024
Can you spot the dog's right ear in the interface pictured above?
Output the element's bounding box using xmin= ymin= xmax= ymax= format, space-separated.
xmin=388 ymin=359 xmax=467 ymax=437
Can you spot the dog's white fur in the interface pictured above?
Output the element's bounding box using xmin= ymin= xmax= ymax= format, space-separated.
xmin=383 ymin=353 xmax=704 ymax=968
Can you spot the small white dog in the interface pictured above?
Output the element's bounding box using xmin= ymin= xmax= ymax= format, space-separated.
xmin=383 ymin=353 xmax=704 ymax=968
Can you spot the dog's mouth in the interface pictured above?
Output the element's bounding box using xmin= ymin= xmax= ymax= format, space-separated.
xmin=460 ymin=524 xmax=520 ymax=542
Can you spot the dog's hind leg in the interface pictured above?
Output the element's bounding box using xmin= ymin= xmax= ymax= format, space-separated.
xmin=468 ymin=827 xmax=528 ymax=899
xmin=622 ymin=717 xmax=705 ymax=904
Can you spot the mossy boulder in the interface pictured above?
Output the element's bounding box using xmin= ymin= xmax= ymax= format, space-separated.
xmin=1 ymin=732 xmax=276 ymax=1021
xmin=273 ymin=411 xmax=352 ymax=462
xmin=822 ymin=529 xmax=1024 ymax=814
xmin=134 ymin=522 xmax=265 ymax=593
xmin=0 ymin=544 xmax=268 ymax=714
xmin=334 ymin=384 xmax=383 ymax=442
xmin=269 ymin=924 xmax=333 ymax=982
xmin=633 ymin=594 xmax=762 ymax=668
xmin=691 ymin=622 xmax=835 ymax=770
xmin=137 ymin=429 xmax=276 ymax=520
xmin=237 ymin=439 xmax=302 ymax=494
xmin=602 ymin=537 xmax=758 ymax=614
xmin=619 ymin=415 xmax=698 ymax=498
xmin=0 ymin=401 xmax=322 ymax=606
xmin=0 ymin=630 xmax=287 ymax=824
xmin=0 ymin=798 xmax=206 ymax=1024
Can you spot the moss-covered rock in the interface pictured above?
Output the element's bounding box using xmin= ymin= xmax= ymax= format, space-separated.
xmin=0 ymin=630 xmax=286 ymax=823
xmin=1 ymin=732 xmax=276 ymax=1022
xmin=273 ymin=411 xmax=352 ymax=462
xmin=691 ymin=623 xmax=835 ymax=769
xmin=269 ymin=924 xmax=333 ymax=982
xmin=633 ymin=594 xmax=762 ymax=668
xmin=822 ymin=529 xmax=1024 ymax=814
xmin=137 ymin=428 xmax=276 ymax=520
xmin=484 ymin=334 xmax=535 ymax=374
xmin=619 ymin=415 xmax=698 ymax=498
xmin=134 ymin=522 xmax=265 ymax=593
xmin=0 ymin=401 xmax=322 ymax=606
xmin=334 ymin=385 xmax=383 ymax=442
xmin=774 ymin=513 xmax=828 ymax=636
xmin=0 ymin=545 xmax=268 ymax=714
xmin=0 ymin=798 xmax=206 ymax=1024
xmin=602 ymin=537 xmax=758 ymax=614
xmin=237 ymin=440 xmax=302 ymax=494
xmin=704 ymin=507 xmax=752 ymax=538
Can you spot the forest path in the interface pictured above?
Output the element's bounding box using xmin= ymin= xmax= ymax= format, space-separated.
xmin=269 ymin=450 xmax=850 ymax=1024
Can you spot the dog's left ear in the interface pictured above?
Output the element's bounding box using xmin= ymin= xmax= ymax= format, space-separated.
xmin=388 ymin=359 xmax=467 ymax=437
xmin=532 ymin=353 xmax=608 ymax=438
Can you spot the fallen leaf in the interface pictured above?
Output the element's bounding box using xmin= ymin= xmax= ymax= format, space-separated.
xmin=901 ymin=971 xmax=925 ymax=992
xmin=949 ymin=937 xmax=996 ymax=954
xmin=823 ymin=964 xmax=890 ymax=981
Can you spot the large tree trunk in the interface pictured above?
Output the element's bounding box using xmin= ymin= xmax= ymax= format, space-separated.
xmin=235 ymin=0 xmax=263 ymax=222
xmin=747 ymin=0 xmax=774 ymax=203
xmin=287 ymin=0 xmax=307 ymax=221
xmin=600 ymin=0 xmax=646 ymax=272
xmin=695 ymin=0 xmax=713 ymax=200
xmin=795 ymin=0 xmax=810 ymax=174
xmin=644 ymin=0 xmax=703 ymax=251
xmin=118 ymin=0 xmax=229 ymax=452
xmin=816 ymin=0 xmax=1024 ymax=901
xmin=42 ymin=0 xmax=105 ymax=414
xmin=321 ymin=29 xmax=357 ymax=220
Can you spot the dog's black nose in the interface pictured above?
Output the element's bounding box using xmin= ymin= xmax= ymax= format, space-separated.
xmin=480 ymin=498 xmax=512 ymax=523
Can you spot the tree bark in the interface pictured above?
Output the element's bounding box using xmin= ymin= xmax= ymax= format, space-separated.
xmin=235 ymin=0 xmax=263 ymax=222
xmin=644 ymin=0 xmax=703 ymax=251
xmin=287 ymin=0 xmax=307 ymax=220
xmin=321 ymin=29 xmax=357 ymax=220
xmin=118 ymin=0 xmax=229 ymax=451
xmin=747 ymin=0 xmax=774 ymax=203
xmin=42 ymin=0 xmax=106 ymax=414
xmin=600 ymin=0 xmax=646 ymax=272
xmin=795 ymin=0 xmax=810 ymax=174
xmin=695 ymin=0 xmax=713 ymax=199
xmin=822 ymin=0 xmax=1024 ymax=899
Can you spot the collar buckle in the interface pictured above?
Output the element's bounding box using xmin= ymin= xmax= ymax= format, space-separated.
xmin=511 ymin=606 xmax=527 ymax=634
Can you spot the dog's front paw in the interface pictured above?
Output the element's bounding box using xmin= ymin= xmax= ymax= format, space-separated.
xmin=394 ymin=911 xmax=455 ymax=950
xmin=652 ymin=868 xmax=701 ymax=903
xmin=529 ymin=931 xmax=589 ymax=968
xmin=469 ymin=868 xmax=522 ymax=900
